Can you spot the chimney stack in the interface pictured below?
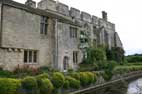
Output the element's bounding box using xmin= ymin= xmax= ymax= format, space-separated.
xmin=102 ymin=11 xmax=107 ymax=21
xmin=25 ymin=0 xmax=36 ymax=8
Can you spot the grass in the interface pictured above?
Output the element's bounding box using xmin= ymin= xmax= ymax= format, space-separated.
xmin=113 ymin=63 xmax=142 ymax=74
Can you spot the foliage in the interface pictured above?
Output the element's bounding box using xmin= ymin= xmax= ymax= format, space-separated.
xmin=52 ymin=72 xmax=65 ymax=88
xmin=21 ymin=76 xmax=38 ymax=94
xmin=13 ymin=64 xmax=41 ymax=77
xmin=106 ymin=47 xmax=125 ymax=63
xmin=113 ymin=65 xmax=142 ymax=74
xmin=39 ymin=66 xmax=59 ymax=73
xmin=79 ymin=63 xmax=98 ymax=71
xmin=69 ymin=72 xmax=80 ymax=80
xmin=38 ymin=78 xmax=54 ymax=94
xmin=85 ymin=72 xmax=95 ymax=84
xmin=126 ymin=54 xmax=142 ymax=63
xmin=66 ymin=76 xmax=80 ymax=89
xmin=106 ymin=61 xmax=117 ymax=71
xmin=84 ymin=46 xmax=106 ymax=64
xmin=0 ymin=78 xmax=21 ymax=94
xmin=0 ymin=69 xmax=13 ymax=77
xmin=79 ymin=72 xmax=88 ymax=86
xmin=96 ymin=60 xmax=108 ymax=70
xmin=63 ymin=80 xmax=70 ymax=89
xmin=36 ymin=73 xmax=49 ymax=79
xmin=102 ymin=70 xmax=113 ymax=81
xmin=79 ymin=72 xmax=96 ymax=86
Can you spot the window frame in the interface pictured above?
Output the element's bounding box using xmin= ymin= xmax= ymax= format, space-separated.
xmin=73 ymin=51 xmax=78 ymax=64
xmin=24 ymin=50 xmax=38 ymax=64
xmin=40 ymin=16 xmax=48 ymax=35
xmin=70 ymin=26 xmax=78 ymax=38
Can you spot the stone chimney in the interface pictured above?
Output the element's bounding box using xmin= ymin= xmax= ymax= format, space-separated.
xmin=102 ymin=11 xmax=107 ymax=21
xmin=25 ymin=0 xmax=36 ymax=8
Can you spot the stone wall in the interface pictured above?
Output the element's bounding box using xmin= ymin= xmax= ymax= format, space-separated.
xmin=114 ymin=32 xmax=123 ymax=48
xmin=0 ymin=3 xmax=2 ymax=46
xmin=0 ymin=48 xmax=23 ymax=70
xmin=1 ymin=5 xmax=55 ymax=70
xmin=38 ymin=0 xmax=57 ymax=11
xmin=56 ymin=22 xmax=82 ymax=71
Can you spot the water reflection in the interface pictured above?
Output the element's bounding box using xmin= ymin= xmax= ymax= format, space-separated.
xmin=127 ymin=78 xmax=142 ymax=94
xmin=82 ymin=80 xmax=128 ymax=94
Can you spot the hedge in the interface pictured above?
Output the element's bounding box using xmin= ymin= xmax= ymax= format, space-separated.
xmin=63 ymin=80 xmax=70 ymax=89
xmin=52 ymin=72 xmax=65 ymax=88
xmin=69 ymin=72 xmax=80 ymax=80
xmin=21 ymin=76 xmax=38 ymax=94
xmin=79 ymin=72 xmax=96 ymax=86
xmin=66 ymin=76 xmax=80 ymax=89
xmin=38 ymin=78 xmax=54 ymax=94
xmin=0 ymin=78 xmax=21 ymax=94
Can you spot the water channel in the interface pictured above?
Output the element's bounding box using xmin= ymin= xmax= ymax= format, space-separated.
xmin=80 ymin=78 xmax=142 ymax=94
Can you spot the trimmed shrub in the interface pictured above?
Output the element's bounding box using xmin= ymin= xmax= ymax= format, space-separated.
xmin=66 ymin=76 xmax=80 ymax=89
xmin=36 ymin=73 xmax=49 ymax=79
xmin=52 ymin=72 xmax=65 ymax=88
xmin=0 ymin=78 xmax=21 ymax=94
xmin=21 ymin=76 xmax=38 ymax=93
xmin=86 ymin=72 xmax=95 ymax=84
xmin=38 ymin=78 xmax=54 ymax=94
xmin=93 ymin=72 xmax=97 ymax=83
xmin=79 ymin=72 xmax=88 ymax=86
xmin=63 ymin=80 xmax=70 ymax=89
xmin=69 ymin=72 xmax=80 ymax=80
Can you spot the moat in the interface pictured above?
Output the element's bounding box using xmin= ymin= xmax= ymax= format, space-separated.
xmin=79 ymin=78 xmax=142 ymax=94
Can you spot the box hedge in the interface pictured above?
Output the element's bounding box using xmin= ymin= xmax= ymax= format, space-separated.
xmin=66 ymin=76 xmax=80 ymax=89
xmin=52 ymin=72 xmax=65 ymax=88
xmin=0 ymin=78 xmax=21 ymax=94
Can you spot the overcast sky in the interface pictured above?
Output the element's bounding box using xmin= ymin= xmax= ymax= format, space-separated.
xmin=14 ymin=0 xmax=142 ymax=55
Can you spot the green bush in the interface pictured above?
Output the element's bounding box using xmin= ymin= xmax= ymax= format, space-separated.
xmin=36 ymin=73 xmax=49 ymax=79
xmin=96 ymin=60 xmax=108 ymax=70
xmin=86 ymin=72 xmax=95 ymax=84
xmin=79 ymin=72 xmax=88 ymax=86
xmin=106 ymin=61 xmax=117 ymax=71
xmin=52 ymin=72 xmax=65 ymax=88
xmin=38 ymin=78 xmax=54 ymax=94
xmin=66 ymin=76 xmax=80 ymax=89
xmin=0 ymin=78 xmax=21 ymax=94
xmin=106 ymin=47 xmax=125 ymax=63
xmin=79 ymin=72 xmax=97 ymax=86
xmin=63 ymin=80 xmax=70 ymax=89
xmin=69 ymin=72 xmax=80 ymax=80
xmin=102 ymin=70 xmax=113 ymax=81
xmin=79 ymin=63 xmax=98 ymax=71
xmin=84 ymin=47 xmax=106 ymax=64
xmin=21 ymin=76 xmax=38 ymax=93
xmin=0 ymin=70 xmax=13 ymax=77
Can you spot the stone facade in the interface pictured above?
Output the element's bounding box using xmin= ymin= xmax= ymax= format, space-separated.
xmin=0 ymin=0 xmax=123 ymax=71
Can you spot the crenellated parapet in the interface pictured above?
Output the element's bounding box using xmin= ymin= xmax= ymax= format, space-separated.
xmin=56 ymin=2 xmax=69 ymax=16
xmin=37 ymin=0 xmax=115 ymax=29
xmin=70 ymin=7 xmax=80 ymax=19
xmin=38 ymin=0 xmax=57 ymax=11
xmin=81 ymin=12 xmax=92 ymax=23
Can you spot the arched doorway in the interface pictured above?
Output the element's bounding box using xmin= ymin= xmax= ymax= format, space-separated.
xmin=63 ymin=56 xmax=69 ymax=71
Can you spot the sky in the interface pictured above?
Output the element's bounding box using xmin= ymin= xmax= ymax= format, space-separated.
xmin=14 ymin=0 xmax=142 ymax=55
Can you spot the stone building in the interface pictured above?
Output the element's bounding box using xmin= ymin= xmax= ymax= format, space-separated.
xmin=0 ymin=0 xmax=123 ymax=71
